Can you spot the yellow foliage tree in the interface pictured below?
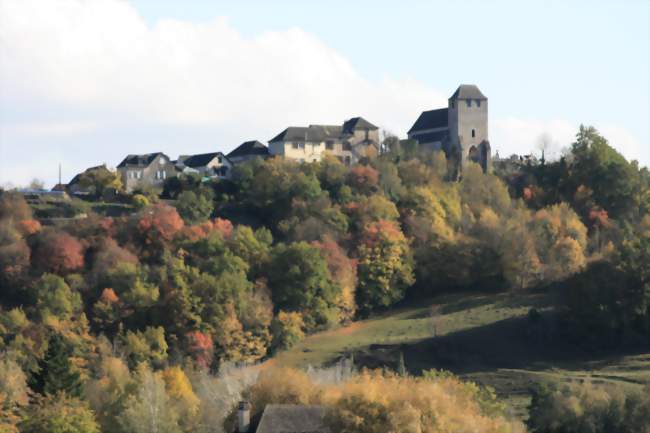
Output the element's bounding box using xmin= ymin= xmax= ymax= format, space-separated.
xmin=162 ymin=366 xmax=200 ymax=431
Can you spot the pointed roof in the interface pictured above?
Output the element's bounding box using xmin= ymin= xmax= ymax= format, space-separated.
xmin=117 ymin=152 xmax=167 ymax=168
xmin=227 ymin=140 xmax=269 ymax=158
xmin=408 ymin=108 xmax=448 ymax=133
xmin=450 ymin=84 xmax=487 ymax=100
xmin=182 ymin=152 xmax=229 ymax=168
xmin=342 ymin=117 xmax=378 ymax=133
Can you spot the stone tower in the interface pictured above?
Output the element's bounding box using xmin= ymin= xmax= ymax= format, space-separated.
xmin=447 ymin=84 xmax=491 ymax=176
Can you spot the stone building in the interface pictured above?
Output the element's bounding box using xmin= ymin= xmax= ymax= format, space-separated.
xmin=268 ymin=117 xmax=379 ymax=165
xmin=408 ymin=84 xmax=491 ymax=176
xmin=116 ymin=152 xmax=176 ymax=193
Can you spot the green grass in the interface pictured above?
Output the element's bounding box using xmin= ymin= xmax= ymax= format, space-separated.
xmin=272 ymin=291 xmax=650 ymax=421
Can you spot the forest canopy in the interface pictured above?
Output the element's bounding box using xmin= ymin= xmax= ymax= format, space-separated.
xmin=0 ymin=126 xmax=648 ymax=432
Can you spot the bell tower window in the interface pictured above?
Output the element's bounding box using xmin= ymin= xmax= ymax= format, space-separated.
xmin=472 ymin=129 xmax=476 ymax=138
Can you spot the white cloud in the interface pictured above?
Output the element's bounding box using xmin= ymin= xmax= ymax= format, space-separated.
xmin=492 ymin=117 xmax=647 ymax=165
xmin=491 ymin=117 xmax=576 ymax=160
xmin=0 ymin=0 xmax=645 ymax=187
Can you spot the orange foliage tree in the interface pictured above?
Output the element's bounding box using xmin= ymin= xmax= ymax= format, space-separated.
xmin=136 ymin=204 xmax=184 ymax=243
xmin=348 ymin=165 xmax=379 ymax=194
xmin=32 ymin=230 xmax=84 ymax=274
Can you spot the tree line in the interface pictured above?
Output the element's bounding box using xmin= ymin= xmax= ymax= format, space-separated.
xmin=0 ymin=125 xmax=648 ymax=432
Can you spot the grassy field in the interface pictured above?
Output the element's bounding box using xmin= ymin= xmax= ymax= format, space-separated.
xmin=271 ymin=291 xmax=650 ymax=420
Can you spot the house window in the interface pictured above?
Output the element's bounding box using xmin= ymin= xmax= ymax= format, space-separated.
xmin=292 ymin=142 xmax=298 ymax=149
xmin=298 ymin=142 xmax=305 ymax=149
xmin=342 ymin=142 xmax=351 ymax=151
xmin=162 ymin=171 xmax=167 ymax=179
xmin=472 ymin=129 xmax=476 ymax=138
xmin=326 ymin=140 xmax=334 ymax=150
xmin=476 ymin=100 xmax=481 ymax=107
xmin=466 ymin=100 xmax=471 ymax=108
xmin=160 ymin=159 xmax=166 ymax=166
xmin=451 ymin=101 xmax=455 ymax=109
xmin=218 ymin=156 xmax=222 ymax=163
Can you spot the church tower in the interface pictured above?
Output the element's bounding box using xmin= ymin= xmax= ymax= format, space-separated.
xmin=447 ymin=84 xmax=491 ymax=175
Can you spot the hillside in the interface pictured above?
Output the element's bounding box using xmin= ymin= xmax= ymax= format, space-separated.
xmin=272 ymin=290 xmax=650 ymax=420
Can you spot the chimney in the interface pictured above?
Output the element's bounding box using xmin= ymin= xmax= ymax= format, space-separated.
xmin=238 ymin=401 xmax=251 ymax=433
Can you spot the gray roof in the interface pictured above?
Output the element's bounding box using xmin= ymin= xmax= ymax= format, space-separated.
xmin=182 ymin=152 xmax=228 ymax=168
xmin=228 ymin=140 xmax=269 ymax=158
xmin=450 ymin=84 xmax=487 ymax=100
xmin=117 ymin=152 xmax=167 ymax=168
xmin=269 ymin=117 xmax=377 ymax=143
xmin=342 ymin=117 xmax=378 ymax=133
xmin=256 ymin=405 xmax=329 ymax=433
xmin=408 ymin=108 xmax=448 ymax=133
xmin=269 ymin=125 xmax=341 ymax=143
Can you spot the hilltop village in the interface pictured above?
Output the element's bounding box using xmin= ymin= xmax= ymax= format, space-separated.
xmin=51 ymin=84 xmax=493 ymax=194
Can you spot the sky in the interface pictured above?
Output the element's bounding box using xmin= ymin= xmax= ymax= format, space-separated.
xmin=0 ymin=0 xmax=648 ymax=188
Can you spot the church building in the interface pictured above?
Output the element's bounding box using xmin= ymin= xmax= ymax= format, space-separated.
xmin=408 ymin=84 xmax=491 ymax=176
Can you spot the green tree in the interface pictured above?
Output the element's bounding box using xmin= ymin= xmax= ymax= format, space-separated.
xmin=121 ymin=326 xmax=168 ymax=369
xmin=20 ymin=393 xmax=99 ymax=433
xmin=76 ymin=165 xmax=122 ymax=198
xmin=33 ymin=274 xmax=83 ymax=323
xmin=175 ymin=189 xmax=214 ymax=223
xmin=268 ymin=242 xmax=340 ymax=328
xmin=31 ymin=334 xmax=83 ymax=397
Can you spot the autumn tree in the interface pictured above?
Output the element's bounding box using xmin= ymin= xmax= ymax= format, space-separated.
xmin=348 ymin=165 xmax=379 ymax=195
xmin=162 ymin=366 xmax=200 ymax=432
xmin=117 ymin=364 xmax=181 ymax=433
xmin=0 ymin=221 xmax=30 ymax=287
xmin=20 ymin=393 xmax=100 ymax=433
xmin=84 ymin=356 xmax=132 ymax=433
xmin=0 ymin=356 xmax=29 ymax=433
xmin=31 ymin=229 xmax=85 ymax=275
xmin=356 ymin=220 xmax=414 ymax=313
xmin=135 ymin=203 xmax=184 ymax=249
xmin=271 ymin=311 xmax=305 ymax=351
xmin=121 ymin=326 xmax=168 ymax=369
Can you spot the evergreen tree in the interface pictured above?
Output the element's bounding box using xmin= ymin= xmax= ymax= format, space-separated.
xmin=31 ymin=334 xmax=83 ymax=397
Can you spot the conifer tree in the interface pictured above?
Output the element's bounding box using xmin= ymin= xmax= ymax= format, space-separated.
xmin=31 ymin=334 xmax=83 ymax=397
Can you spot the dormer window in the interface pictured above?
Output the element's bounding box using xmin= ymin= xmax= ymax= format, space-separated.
xmin=476 ymin=100 xmax=481 ymax=107
xmin=466 ymin=100 xmax=472 ymax=108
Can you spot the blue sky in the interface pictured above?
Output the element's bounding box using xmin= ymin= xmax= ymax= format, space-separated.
xmin=0 ymin=0 xmax=648 ymax=187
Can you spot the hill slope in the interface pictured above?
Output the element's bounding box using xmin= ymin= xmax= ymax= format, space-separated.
xmin=271 ymin=291 xmax=650 ymax=420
